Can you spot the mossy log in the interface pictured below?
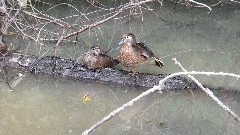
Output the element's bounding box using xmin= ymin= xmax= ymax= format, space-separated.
xmin=0 ymin=53 xmax=198 ymax=90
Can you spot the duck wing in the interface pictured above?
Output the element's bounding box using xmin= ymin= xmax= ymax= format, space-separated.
xmin=134 ymin=42 xmax=164 ymax=68
xmin=133 ymin=42 xmax=155 ymax=59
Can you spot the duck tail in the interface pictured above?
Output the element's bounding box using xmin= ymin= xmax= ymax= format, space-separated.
xmin=154 ymin=57 xmax=164 ymax=68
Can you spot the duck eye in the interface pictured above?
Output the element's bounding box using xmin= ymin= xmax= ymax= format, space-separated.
xmin=126 ymin=36 xmax=131 ymax=39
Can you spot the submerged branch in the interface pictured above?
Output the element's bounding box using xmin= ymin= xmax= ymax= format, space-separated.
xmin=1 ymin=53 xmax=197 ymax=90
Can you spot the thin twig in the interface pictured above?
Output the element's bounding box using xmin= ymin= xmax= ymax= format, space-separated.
xmin=187 ymin=0 xmax=212 ymax=11
xmin=230 ymin=0 xmax=240 ymax=4
xmin=172 ymin=58 xmax=240 ymax=123
xmin=63 ymin=10 xmax=122 ymax=39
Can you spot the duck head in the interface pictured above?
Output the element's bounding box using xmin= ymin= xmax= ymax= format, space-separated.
xmin=118 ymin=33 xmax=136 ymax=46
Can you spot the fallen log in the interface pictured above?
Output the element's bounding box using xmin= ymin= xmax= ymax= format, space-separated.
xmin=0 ymin=53 xmax=198 ymax=90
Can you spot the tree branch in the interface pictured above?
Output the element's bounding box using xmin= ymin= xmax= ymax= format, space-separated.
xmin=63 ymin=10 xmax=122 ymax=39
xmin=172 ymin=58 xmax=240 ymax=123
xmin=187 ymin=0 xmax=212 ymax=11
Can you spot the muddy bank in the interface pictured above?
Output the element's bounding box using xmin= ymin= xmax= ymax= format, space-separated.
xmin=0 ymin=53 xmax=198 ymax=90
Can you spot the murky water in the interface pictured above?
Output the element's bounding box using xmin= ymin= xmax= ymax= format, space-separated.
xmin=1 ymin=72 xmax=240 ymax=135
xmin=1 ymin=1 xmax=240 ymax=135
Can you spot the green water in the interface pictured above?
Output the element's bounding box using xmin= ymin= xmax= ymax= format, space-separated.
xmin=1 ymin=73 xmax=240 ymax=135
xmin=1 ymin=1 xmax=240 ymax=135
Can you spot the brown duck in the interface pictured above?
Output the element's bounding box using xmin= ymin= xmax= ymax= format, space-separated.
xmin=118 ymin=33 xmax=164 ymax=71
xmin=83 ymin=45 xmax=119 ymax=69
xmin=0 ymin=31 xmax=7 ymax=56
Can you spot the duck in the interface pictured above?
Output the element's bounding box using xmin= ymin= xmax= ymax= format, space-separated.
xmin=118 ymin=33 xmax=164 ymax=72
xmin=83 ymin=45 xmax=119 ymax=69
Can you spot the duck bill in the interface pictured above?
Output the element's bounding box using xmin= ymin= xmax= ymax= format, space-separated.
xmin=118 ymin=39 xmax=125 ymax=45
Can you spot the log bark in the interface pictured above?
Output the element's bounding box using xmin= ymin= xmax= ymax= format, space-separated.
xmin=0 ymin=53 xmax=198 ymax=90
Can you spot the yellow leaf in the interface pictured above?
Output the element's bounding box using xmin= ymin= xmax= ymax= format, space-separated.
xmin=82 ymin=94 xmax=91 ymax=104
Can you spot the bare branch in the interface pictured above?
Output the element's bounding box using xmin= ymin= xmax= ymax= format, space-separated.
xmin=230 ymin=0 xmax=240 ymax=4
xmin=172 ymin=58 xmax=240 ymax=123
xmin=82 ymin=85 xmax=162 ymax=135
xmin=63 ymin=10 xmax=122 ymax=39
xmin=187 ymin=0 xmax=212 ymax=11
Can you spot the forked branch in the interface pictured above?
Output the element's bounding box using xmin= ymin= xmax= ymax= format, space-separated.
xmin=172 ymin=58 xmax=240 ymax=123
